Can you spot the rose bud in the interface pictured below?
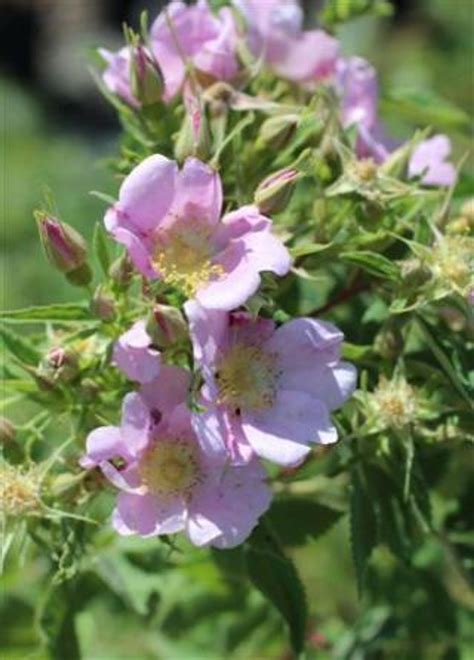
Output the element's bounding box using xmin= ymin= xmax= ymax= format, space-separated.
xmin=130 ymin=45 xmax=163 ymax=107
xmin=42 ymin=347 xmax=79 ymax=384
xmin=109 ymin=253 xmax=134 ymax=288
xmin=146 ymin=304 xmax=188 ymax=348
xmin=254 ymin=168 xmax=299 ymax=215
xmin=90 ymin=286 xmax=116 ymax=321
xmin=174 ymin=92 xmax=210 ymax=162
xmin=257 ymin=114 xmax=299 ymax=150
xmin=35 ymin=212 xmax=92 ymax=287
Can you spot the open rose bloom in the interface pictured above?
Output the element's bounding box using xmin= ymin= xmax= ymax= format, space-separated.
xmin=186 ymin=303 xmax=357 ymax=466
xmin=150 ymin=0 xmax=239 ymax=101
xmin=105 ymin=155 xmax=291 ymax=310
xmin=81 ymin=366 xmax=271 ymax=548
xmin=236 ymin=0 xmax=339 ymax=83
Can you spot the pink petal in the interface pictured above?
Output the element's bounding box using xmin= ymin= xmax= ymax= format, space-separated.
xmin=172 ymin=158 xmax=223 ymax=226
xmin=139 ymin=365 xmax=191 ymax=417
xmin=117 ymin=155 xmax=178 ymax=233
xmin=186 ymin=511 xmax=223 ymax=546
xmin=409 ymin=135 xmax=457 ymax=187
xmin=272 ymin=30 xmax=339 ymax=82
xmin=190 ymin=459 xmax=271 ymax=548
xmin=184 ymin=301 xmax=228 ymax=374
xmin=242 ymin=390 xmax=336 ymax=466
xmin=265 ymin=318 xmax=344 ymax=368
xmin=113 ymin=321 xmax=161 ymax=384
xmin=195 ymin=242 xmax=262 ymax=311
xmin=114 ymin=492 xmax=186 ymax=537
xmin=121 ymin=392 xmax=151 ymax=456
xmin=239 ymin=225 xmax=292 ymax=277
xmin=279 ymin=361 xmax=357 ymax=411
xmin=82 ymin=426 xmax=125 ymax=468
xmin=104 ymin=219 xmax=157 ymax=279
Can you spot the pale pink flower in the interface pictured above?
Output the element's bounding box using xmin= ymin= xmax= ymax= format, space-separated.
xmin=99 ymin=46 xmax=139 ymax=108
xmin=80 ymin=366 xmax=271 ymax=548
xmin=105 ymin=155 xmax=291 ymax=310
xmin=408 ymin=135 xmax=457 ymax=187
xmin=186 ymin=303 xmax=357 ymax=467
xmin=99 ymin=45 xmax=163 ymax=108
xmin=150 ymin=0 xmax=239 ymax=102
xmin=335 ymin=56 xmax=396 ymax=163
xmin=113 ymin=320 xmax=161 ymax=384
xmin=236 ymin=0 xmax=339 ymax=83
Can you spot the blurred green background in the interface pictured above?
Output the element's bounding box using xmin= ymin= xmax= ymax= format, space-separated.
xmin=1 ymin=0 xmax=473 ymax=658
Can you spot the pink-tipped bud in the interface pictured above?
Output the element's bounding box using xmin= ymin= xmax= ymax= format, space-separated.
xmin=255 ymin=168 xmax=299 ymax=215
xmin=41 ymin=346 xmax=79 ymax=384
xmin=36 ymin=212 xmax=92 ymax=286
xmin=174 ymin=91 xmax=210 ymax=162
xmin=130 ymin=46 xmax=163 ymax=106
xmin=146 ymin=304 xmax=188 ymax=348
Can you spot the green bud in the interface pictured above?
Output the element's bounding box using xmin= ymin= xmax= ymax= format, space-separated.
xmin=258 ymin=114 xmax=299 ymax=150
xmin=174 ymin=98 xmax=211 ymax=162
xmin=90 ymin=286 xmax=116 ymax=321
xmin=109 ymin=253 xmax=134 ymax=288
xmin=130 ymin=46 xmax=163 ymax=106
xmin=146 ymin=304 xmax=188 ymax=348
xmin=254 ymin=168 xmax=299 ymax=215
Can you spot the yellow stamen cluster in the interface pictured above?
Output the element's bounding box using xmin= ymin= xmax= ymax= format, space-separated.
xmin=0 ymin=464 xmax=41 ymax=517
xmin=216 ymin=344 xmax=279 ymax=412
xmin=371 ymin=377 xmax=417 ymax=429
xmin=153 ymin=223 xmax=224 ymax=297
xmin=138 ymin=440 xmax=201 ymax=497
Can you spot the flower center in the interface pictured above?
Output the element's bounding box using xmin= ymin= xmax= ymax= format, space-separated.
xmin=216 ymin=344 xmax=278 ymax=412
xmin=138 ymin=440 xmax=201 ymax=497
xmin=153 ymin=223 xmax=223 ymax=297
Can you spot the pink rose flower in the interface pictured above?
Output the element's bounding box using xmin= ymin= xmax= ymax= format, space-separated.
xmin=105 ymin=155 xmax=291 ymax=310
xmin=335 ymin=56 xmax=395 ymax=163
xmin=236 ymin=0 xmax=339 ymax=83
xmin=113 ymin=320 xmax=161 ymax=384
xmin=408 ymin=134 xmax=457 ymax=187
xmin=80 ymin=366 xmax=271 ymax=548
xmin=186 ymin=303 xmax=357 ymax=467
xmin=150 ymin=0 xmax=239 ymax=102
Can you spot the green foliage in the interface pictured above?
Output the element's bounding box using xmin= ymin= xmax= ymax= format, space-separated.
xmin=2 ymin=1 xmax=473 ymax=658
xmin=245 ymin=523 xmax=308 ymax=655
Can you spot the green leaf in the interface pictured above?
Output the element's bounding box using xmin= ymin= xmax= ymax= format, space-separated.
xmin=1 ymin=303 xmax=92 ymax=324
xmin=245 ymin=522 xmax=307 ymax=655
xmin=350 ymin=468 xmax=378 ymax=594
xmin=415 ymin=316 xmax=473 ymax=408
xmin=0 ymin=324 xmax=41 ymax=365
xmin=268 ymin=498 xmax=343 ymax=547
xmin=92 ymin=222 xmax=111 ymax=276
xmin=342 ymin=342 xmax=373 ymax=362
xmin=382 ymin=88 xmax=471 ymax=134
xmin=341 ymin=251 xmax=400 ymax=282
xmin=37 ymin=584 xmax=81 ymax=660
xmin=89 ymin=190 xmax=117 ymax=205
